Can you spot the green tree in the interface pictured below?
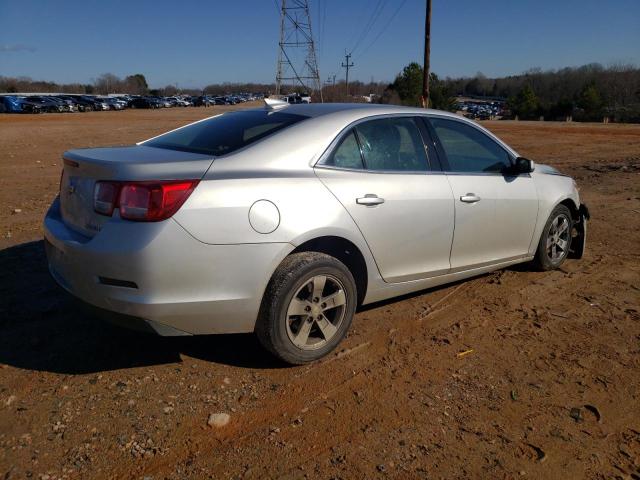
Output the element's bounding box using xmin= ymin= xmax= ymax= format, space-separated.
xmin=125 ymin=74 xmax=149 ymax=95
xmin=429 ymin=73 xmax=454 ymax=110
xmin=389 ymin=62 xmax=423 ymax=106
xmin=508 ymin=84 xmax=539 ymax=119
xmin=577 ymin=83 xmax=603 ymax=118
xmin=546 ymin=97 xmax=574 ymax=119
xmin=384 ymin=63 xmax=454 ymax=109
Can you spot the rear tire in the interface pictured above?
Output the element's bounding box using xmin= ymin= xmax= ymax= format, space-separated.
xmin=255 ymin=252 xmax=357 ymax=365
xmin=533 ymin=204 xmax=573 ymax=271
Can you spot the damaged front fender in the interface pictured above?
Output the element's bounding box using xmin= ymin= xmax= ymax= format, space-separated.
xmin=570 ymin=203 xmax=590 ymax=259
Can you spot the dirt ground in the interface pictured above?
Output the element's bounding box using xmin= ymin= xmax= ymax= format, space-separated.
xmin=0 ymin=106 xmax=639 ymax=480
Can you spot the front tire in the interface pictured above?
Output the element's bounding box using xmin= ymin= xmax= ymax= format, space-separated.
xmin=255 ymin=252 xmax=357 ymax=365
xmin=533 ymin=204 xmax=573 ymax=271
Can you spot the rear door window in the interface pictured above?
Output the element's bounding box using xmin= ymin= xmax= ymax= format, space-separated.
xmin=354 ymin=117 xmax=430 ymax=172
xmin=145 ymin=110 xmax=308 ymax=156
xmin=322 ymin=130 xmax=364 ymax=170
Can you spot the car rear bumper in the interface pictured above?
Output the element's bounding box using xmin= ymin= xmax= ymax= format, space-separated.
xmin=44 ymin=198 xmax=293 ymax=335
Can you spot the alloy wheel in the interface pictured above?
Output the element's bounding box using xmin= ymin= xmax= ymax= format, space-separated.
xmin=546 ymin=213 xmax=570 ymax=262
xmin=285 ymin=275 xmax=347 ymax=350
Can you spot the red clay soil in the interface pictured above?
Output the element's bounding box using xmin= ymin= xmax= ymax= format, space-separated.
xmin=0 ymin=108 xmax=639 ymax=479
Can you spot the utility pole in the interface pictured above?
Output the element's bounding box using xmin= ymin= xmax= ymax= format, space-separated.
xmin=275 ymin=0 xmax=322 ymax=101
xmin=421 ymin=0 xmax=432 ymax=108
xmin=323 ymin=74 xmax=336 ymax=100
xmin=341 ymin=52 xmax=354 ymax=97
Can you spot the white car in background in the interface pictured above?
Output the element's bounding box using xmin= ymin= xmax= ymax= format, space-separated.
xmin=44 ymin=101 xmax=588 ymax=364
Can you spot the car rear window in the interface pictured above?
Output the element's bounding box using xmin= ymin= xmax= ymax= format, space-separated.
xmin=145 ymin=110 xmax=309 ymax=156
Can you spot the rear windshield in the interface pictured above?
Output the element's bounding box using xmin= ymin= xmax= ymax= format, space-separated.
xmin=145 ymin=110 xmax=308 ymax=156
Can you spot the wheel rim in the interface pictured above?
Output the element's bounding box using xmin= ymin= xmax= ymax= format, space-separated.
xmin=546 ymin=213 xmax=570 ymax=263
xmin=285 ymin=274 xmax=347 ymax=350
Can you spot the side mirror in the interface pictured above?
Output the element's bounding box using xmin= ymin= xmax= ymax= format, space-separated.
xmin=512 ymin=157 xmax=533 ymax=174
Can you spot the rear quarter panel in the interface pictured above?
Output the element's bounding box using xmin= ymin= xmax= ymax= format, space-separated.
xmin=172 ymin=114 xmax=372 ymax=248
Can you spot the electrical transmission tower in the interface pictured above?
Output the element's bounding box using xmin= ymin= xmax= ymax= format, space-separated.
xmin=275 ymin=0 xmax=322 ymax=100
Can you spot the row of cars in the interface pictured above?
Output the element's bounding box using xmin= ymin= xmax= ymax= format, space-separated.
xmin=0 ymin=93 xmax=264 ymax=114
xmin=454 ymin=99 xmax=505 ymax=120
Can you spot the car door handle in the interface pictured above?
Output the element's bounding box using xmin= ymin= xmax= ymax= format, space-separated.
xmin=460 ymin=193 xmax=481 ymax=203
xmin=356 ymin=194 xmax=385 ymax=206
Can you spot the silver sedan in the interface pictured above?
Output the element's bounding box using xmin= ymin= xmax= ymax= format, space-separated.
xmin=44 ymin=101 xmax=589 ymax=364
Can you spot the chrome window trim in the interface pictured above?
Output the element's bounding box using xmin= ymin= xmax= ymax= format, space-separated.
xmin=314 ymin=113 xmax=435 ymax=174
xmin=313 ymin=112 xmax=529 ymax=177
xmin=444 ymin=171 xmax=532 ymax=178
xmin=314 ymin=164 xmax=447 ymax=175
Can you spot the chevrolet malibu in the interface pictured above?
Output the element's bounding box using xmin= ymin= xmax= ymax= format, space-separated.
xmin=44 ymin=101 xmax=589 ymax=364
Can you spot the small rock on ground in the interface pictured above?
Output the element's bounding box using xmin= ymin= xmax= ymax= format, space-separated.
xmin=207 ymin=413 xmax=230 ymax=428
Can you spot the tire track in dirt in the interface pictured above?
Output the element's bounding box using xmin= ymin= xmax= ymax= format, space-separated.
xmin=134 ymin=284 xmax=470 ymax=479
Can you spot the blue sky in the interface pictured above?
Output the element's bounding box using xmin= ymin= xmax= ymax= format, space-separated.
xmin=0 ymin=0 xmax=638 ymax=88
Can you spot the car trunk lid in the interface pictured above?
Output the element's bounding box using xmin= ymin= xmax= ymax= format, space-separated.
xmin=60 ymin=145 xmax=214 ymax=237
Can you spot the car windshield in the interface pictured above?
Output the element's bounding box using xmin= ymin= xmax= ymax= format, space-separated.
xmin=145 ymin=110 xmax=309 ymax=156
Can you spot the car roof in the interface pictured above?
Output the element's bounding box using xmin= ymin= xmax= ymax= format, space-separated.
xmin=256 ymin=102 xmax=461 ymax=121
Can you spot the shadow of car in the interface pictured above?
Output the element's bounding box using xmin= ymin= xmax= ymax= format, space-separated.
xmin=0 ymin=241 xmax=286 ymax=374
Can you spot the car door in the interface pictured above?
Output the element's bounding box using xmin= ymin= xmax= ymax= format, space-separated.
xmin=315 ymin=116 xmax=454 ymax=283
xmin=426 ymin=116 xmax=539 ymax=270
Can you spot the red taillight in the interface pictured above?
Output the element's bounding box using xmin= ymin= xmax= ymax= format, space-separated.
xmin=94 ymin=181 xmax=119 ymax=215
xmin=93 ymin=180 xmax=198 ymax=222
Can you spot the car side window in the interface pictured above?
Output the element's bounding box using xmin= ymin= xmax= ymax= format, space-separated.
xmin=323 ymin=130 xmax=364 ymax=170
xmin=354 ymin=118 xmax=429 ymax=172
xmin=430 ymin=118 xmax=511 ymax=173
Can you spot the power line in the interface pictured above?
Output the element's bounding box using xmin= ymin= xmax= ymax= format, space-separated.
xmin=350 ymin=0 xmax=388 ymax=56
xmin=357 ymin=0 xmax=409 ymax=59
xmin=318 ymin=0 xmax=327 ymax=57
xmin=349 ymin=0 xmax=384 ymax=53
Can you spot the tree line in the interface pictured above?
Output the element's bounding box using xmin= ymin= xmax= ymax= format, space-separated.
xmin=381 ymin=62 xmax=640 ymax=122
xmin=2 ymin=62 xmax=639 ymax=122
xmin=0 ymin=73 xmax=150 ymax=96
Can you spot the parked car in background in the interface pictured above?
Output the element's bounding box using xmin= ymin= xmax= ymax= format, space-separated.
xmin=128 ymin=97 xmax=155 ymax=109
xmin=283 ymin=94 xmax=311 ymax=104
xmin=50 ymin=96 xmax=78 ymax=112
xmin=26 ymin=96 xmax=68 ymax=112
xmin=60 ymin=96 xmax=94 ymax=112
xmin=0 ymin=95 xmax=43 ymax=113
xmin=193 ymin=96 xmax=213 ymax=107
xmin=94 ymin=98 xmax=111 ymax=111
xmin=44 ymin=101 xmax=588 ymax=364
xmin=57 ymin=95 xmax=88 ymax=112
xmin=167 ymin=97 xmax=191 ymax=107
xmin=102 ymin=97 xmax=126 ymax=110
xmin=78 ymin=96 xmax=109 ymax=111
xmin=148 ymin=97 xmax=165 ymax=108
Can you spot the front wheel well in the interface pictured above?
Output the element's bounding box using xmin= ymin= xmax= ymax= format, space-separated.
xmin=291 ymin=236 xmax=368 ymax=306
xmin=559 ymin=198 xmax=580 ymax=223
